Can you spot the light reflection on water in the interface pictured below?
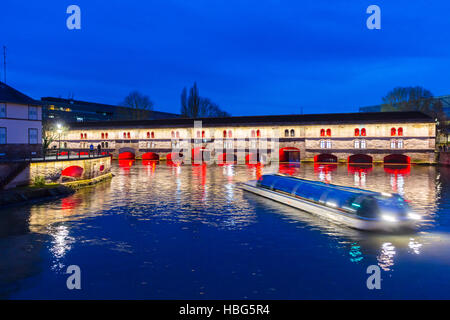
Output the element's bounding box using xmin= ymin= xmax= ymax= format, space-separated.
xmin=0 ymin=161 xmax=449 ymax=299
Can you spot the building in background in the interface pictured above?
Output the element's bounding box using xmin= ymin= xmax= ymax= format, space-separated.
xmin=0 ymin=81 xmax=42 ymax=159
xmin=41 ymin=97 xmax=179 ymax=124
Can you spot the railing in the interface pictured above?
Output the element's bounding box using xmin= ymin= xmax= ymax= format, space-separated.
xmin=0 ymin=149 xmax=111 ymax=162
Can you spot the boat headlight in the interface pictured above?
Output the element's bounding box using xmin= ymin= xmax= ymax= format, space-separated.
xmin=407 ymin=212 xmax=422 ymax=220
xmin=381 ymin=214 xmax=398 ymax=223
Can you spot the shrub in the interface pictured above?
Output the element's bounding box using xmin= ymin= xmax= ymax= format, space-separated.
xmin=33 ymin=176 xmax=46 ymax=188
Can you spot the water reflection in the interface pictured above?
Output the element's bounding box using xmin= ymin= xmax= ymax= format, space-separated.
xmin=0 ymin=161 xmax=448 ymax=298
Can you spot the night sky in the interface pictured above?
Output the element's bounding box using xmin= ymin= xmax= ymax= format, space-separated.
xmin=1 ymin=1 xmax=449 ymax=116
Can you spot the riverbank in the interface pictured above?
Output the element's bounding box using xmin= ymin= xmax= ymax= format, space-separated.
xmin=0 ymin=184 xmax=75 ymax=207
xmin=0 ymin=172 xmax=113 ymax=207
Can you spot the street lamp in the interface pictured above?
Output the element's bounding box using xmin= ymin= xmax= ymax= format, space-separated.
xmin=56 ymin=123 xmax=63 ymax=156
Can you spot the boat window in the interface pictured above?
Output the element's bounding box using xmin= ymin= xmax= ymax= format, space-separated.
xmin=356 ymin=196 xmax=379 ymax=218
xmin=272 ymin=179 xmax=300 ymax=194
xmin=294 ymin=183 xmax=324 ymax=202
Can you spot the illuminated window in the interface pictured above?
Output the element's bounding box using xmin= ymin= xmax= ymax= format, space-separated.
xmin=391 ymin=128 xmax=396 ymax=136
xmin=390 ymin=140 xmax=396 ymax=149
xmin=354 ymin=128 xmax=360 ymax=136
xmin=80 ymin=133 xmax=83 ymax=139
xmin=123 ymin=132 xmax=127 ymax=138
xmin=398 ymin=127 xmax=403 ymax=136
xmin=252 ymin=130 xmax=256 ymax=138
xmin=320 ymin=129 xmax=325 ymax=137
xmin=326 ymin=140 xmax=332 ymax=148
xmin=84 ymin=133 xmax=87 ymax=139
xmin=397 ymin=139 xmax=403 ymax=148
xmin=361 ymin=128 xmax=366 ymax=136
xmin=151 ymin=132 xmax=154 ymax=139
xmin=105 ymin=133 xmax=108 ymax=139
xmin=284 ymin=129 xmax=289 ymax=137
xmin=176 ymin=131 xmax=180 ymax=138
xmin=171 ymin=131 xmax=175 ymax=138
xmin=290 ymin=129 xmax=295 ymax=137
xmin=326 ymin=129 xmax=331 ymax=137
xmin=320 ymin=140 xmax=325 ymax=148
xmin=223 ymin=130 xmax=227 ymax=138
xmin=127 ymin=132 xmax=130 ymax=139
xmin=361 ymin=140 xmax=366 ymax=149
xmin=228 ymin=130 xmax=232 ymax=138
xmin=224 ymin=140 xmax=233 ymax=149
xmin=202 ymin=130 xmax=205 ymax=138
xmin=354 ymin=140 xmax=360 ymax=148
xmin=257 ymin=129 xmax=261 ymax=138
xmin=101 ymin=133 xmax=105 ymax=139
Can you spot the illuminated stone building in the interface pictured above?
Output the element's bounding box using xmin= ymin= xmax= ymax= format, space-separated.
xmin=54 ymin=111 xmax=436 ymax=164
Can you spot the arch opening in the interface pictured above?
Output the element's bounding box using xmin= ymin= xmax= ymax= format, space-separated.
xmin=142 ymin=152 xmax=160 ymax=161
xmin=279 ymin=147 xmax=301 ymax=163
xmin=118 ymin=151 xmax=135 ymax=160
xmin=348 ymin=154 xmax=373 ymax=164
xmin=314 ymin=153 xmax=337 ymax=163
xmin=384 ymin=154 xmax=410 ymax=164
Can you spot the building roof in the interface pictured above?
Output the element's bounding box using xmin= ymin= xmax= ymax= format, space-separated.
xmin=41 ymin=97 xmax=179 ymax=121
xmin=68 ymin=111 xmax=434 ymax=129
xmin=0 ymin=81 xmax=41 ymax=106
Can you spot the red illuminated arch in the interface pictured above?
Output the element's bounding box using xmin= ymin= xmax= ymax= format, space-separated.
xmin=142 ymin=152 xmax=159 ymax=161
xmin=61 ymin=166 xmax=84 ymax=178
xmin=348 ymin=154 xmax=372 ymax=164
xmin=391 ymin=128 xmax=396 ymax=136
xmin=166 ymin=152 xmax=183 ymax=165
xmin=384 ymin=154 xmax=410 ymax=164
xmin=314 ymin=153 xmax=338 ymax=163
xmin=354 ymin=128 xmax=360 ymax=136
xmin=398 ymin=127 xmax=403 ymax=136
xmin=119 ymin=151 xmax=135 ymax=160
xmin=326 ymin=129 xmax=331 ymax=137
xmin=361 ymin=128 xmax=366 ymax=136
xmin=320 ymin=129 xmax=325 ymax=137
xmin=279 ymin=147 xmax=300 ymax=163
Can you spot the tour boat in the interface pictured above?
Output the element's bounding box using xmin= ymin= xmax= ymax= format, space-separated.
xmin=242 ymin=174 xmax=421 ymax=231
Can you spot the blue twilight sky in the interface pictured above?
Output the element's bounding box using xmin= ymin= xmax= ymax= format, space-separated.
xmin=1 ymin=0 xmax=449 ymax=116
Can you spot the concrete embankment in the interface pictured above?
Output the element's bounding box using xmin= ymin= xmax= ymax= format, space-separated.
xmin=0 ymin=185 xmax=75 ymax=207
xmin=0 ymin=172 xmax=113 ymax=207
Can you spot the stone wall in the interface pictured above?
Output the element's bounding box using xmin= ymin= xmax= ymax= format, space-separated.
xmin=30 ymin=156 xmax=111 ymax=184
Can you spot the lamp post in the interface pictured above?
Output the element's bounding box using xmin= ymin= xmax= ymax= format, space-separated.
xmin=57 ymin=123 xmax=62 ymax=158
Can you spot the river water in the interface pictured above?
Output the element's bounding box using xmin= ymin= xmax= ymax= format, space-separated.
xmin=1 ymin=161 xmax=449 ymax=299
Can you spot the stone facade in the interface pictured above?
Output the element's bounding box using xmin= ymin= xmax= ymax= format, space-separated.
xmin=30 ymin=156 xmax=111 ymax=184
xmin=53 ymin=115 xmax=437 ymax=164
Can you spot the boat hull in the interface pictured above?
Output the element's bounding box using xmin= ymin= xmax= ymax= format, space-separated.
xmin=242 ymin=181 xmax=418 ymax=232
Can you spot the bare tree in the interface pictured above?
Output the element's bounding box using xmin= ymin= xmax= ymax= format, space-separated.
xmin=180 ymin=82 xmax=230 ymax=118
xmin=120 ymin=91 xmax=154 ymax=120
